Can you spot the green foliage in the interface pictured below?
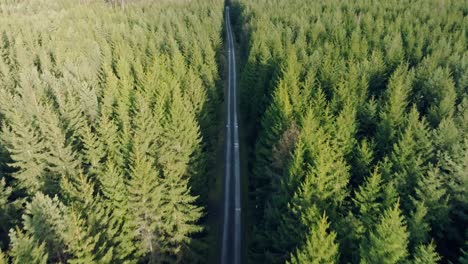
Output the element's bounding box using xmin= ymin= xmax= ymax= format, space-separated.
xmin=413 ymin=58 xmax=457 ymax=127
xmin=0 ymin=249 xmax=5 ymax=264
xmin=1 ymin=0 xmax=466 ymax=262
xmin=0 ymin=177 xmax=11 ymax=215
xmin=0 ymin=177 xmax=21 ymax=250
xmin=0 ymin=0 xmax=224 ymax=262
xmin=8 ymin=229 xmax=48 ymax=264
xmin=412 ymin=242 xmax=441 ymax=264
xmin=376 ymin=64 xmax=414 ymax=156
xmin=360 ymin=201 xmax=409 ymax=264
xmin=353 ymin=168 xmax=386 ymax=228
xmin=238 ymin=0 xmax=466 ymax=262
xmin=414 ymin=167 xmax=450 ymax=236
xmin=389 ymin=107 xmax=433 ymax=210
xmin=0 ymin=107 xmax=49 ymax=194
xmin=22 ymin=193 xmax=68 ymax=260
xmin=20 ymin=193 xmax=107 ymax=263
xmin=288 ymin=213 xmax=339 ymax=264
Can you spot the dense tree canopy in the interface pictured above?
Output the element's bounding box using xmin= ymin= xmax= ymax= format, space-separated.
xmin=0 ymin=0 xmax=224 ymax=263
xmin=0 ymin=0 xmax=466 ymax=263
xmin=233 ymin=0 xmax=467 ymax=263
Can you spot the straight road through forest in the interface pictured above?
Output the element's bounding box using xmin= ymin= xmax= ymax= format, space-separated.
xmin=221 ymin=5 xmax=242 ymax=264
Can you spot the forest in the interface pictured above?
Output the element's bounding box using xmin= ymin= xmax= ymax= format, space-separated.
xmin=0 ymin=0 xmax=467 ymax=263
xmin=232 ymin=0 xmax=467 ymax=263
xmin=0 ymin=0 xmax=224 ymax=263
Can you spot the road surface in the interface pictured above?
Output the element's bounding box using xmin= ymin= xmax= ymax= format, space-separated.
xmin=221 ymin=5 xmax=242 ymax=264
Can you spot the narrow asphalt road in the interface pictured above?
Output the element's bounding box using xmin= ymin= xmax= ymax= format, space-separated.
xmin=221 ymin=5 xmax=242 ymax=264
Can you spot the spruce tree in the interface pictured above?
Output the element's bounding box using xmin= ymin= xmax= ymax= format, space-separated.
xmin=413 ymin=58 xmax=457 ymax=127
xmin=155 ymin=86 xmax=204 ymax=261
xmin=442 ymin=138 xmax=468 ymax=259
xmin=407 ymin=199 xmax=430 ymax=249
xmin=295 ymin=133 xmax=349 ymax=216
xmin=8 ymin=228 xmax=48 ymax=264
xmin=259 ymin=138 xmax=307 ymax=263
xmin=0 ymin=108 xmax=48 ymax=194
xmin=353 ymin=168 xmax=385 ymax=228
xmin=288 ymin=213 xmax=339 ymax=264
xmin=390 ymin=107 xmax=433 ymax=210
xmin=22 ymin=193 xmax=67 ymax=261
xmin=412 ymin=242 xmax=441 ymax=264
xmin=384 ymin=32 xmax=405 ymax=70
xmin=434 ymin=117 xmax=460 ymax=157
xmin=375 ymin=64 xmax=414 ymax=156
xmin=22 ymin=192 xmax=106 ymax=263
xmin=126 ymin=95 xmax=167 ymax=261
xmin=351 ymin=139 xmax=375 ymax=184
xmin=294 ymin=106 xmax=349 ymax=215
xmin=360 ymin=201 xmax=409 ymax=264
xmin=333 ymin=101 xmax=358 ymax=157
xmin=252 ymin=69 xmax=294 ymax=223
xmin=414 ymin=167 xmax=449 ymax=238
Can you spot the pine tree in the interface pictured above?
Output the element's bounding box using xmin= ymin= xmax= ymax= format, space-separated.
xmin=390 ymin=107 xmax=433 ymax=210
xmin=8 ymin=228 xmax=48 ymax=264
xmin=413 ymin=58 xmax=457 ymax=127
xmin=360 ymin=200 xmax=409 ymax=264
xmin=412 ymin=242 xmax=441 ymax=264
xmin=22 ymin=193 xmax=107 ymax=263
xmin=259 ymin=138 xmax=307 ymax=263
xmin=294 ymin=106 xmax=350 ymax=215
xmin=126 ymin=95 xmax=167 ymax=261
xmin=155 ymin=86 xmax=204 ymax=261
xmin=353 ymin=168 xmax=385 ymax=228
xmin=351 ymin=139 xmax=374 ymax=185
xmin=22 ymin=193 xmax=67 ymax=261
xmin=407 ymin=199 xmax=430 ymax=249
xmin=295 ymin=134 xmax=350 ymax=216
xmin=333 ymin=101 xmax=358 ymax=157
xmin=288 ymin=213 xmax=339 ymax=264
xmin=384 ymin=32 xmax=405 ymax=70
xmin=434 ymin=117 xmax=460 ymax=157
xmin=375 ymin=64 xmax=414 ymax=156
xmin=0 ymin=107 xmax=48 ymax=194
xmin=414 ymin=167 xmax=449 ymax=238
xmin=252 ymin=67 xmax=294 ymax=223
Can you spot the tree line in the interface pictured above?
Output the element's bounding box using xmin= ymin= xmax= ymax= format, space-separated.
xmin=233 ymin=0 xmax=467 ymax=263
xmin=0 ymin=0 xmax=224 ymax=263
